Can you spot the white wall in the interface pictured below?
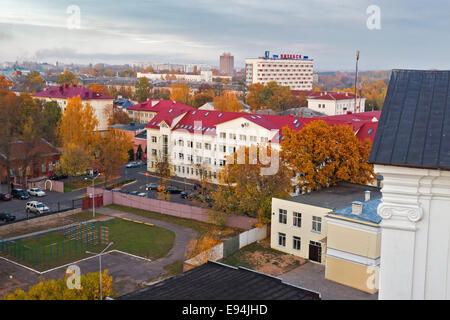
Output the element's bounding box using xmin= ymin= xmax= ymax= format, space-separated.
xmin=376 ymin=165 xmax=450 ymax=299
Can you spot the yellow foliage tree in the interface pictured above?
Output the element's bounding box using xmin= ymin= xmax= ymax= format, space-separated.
xmin=98 ymin=129 xmax=133 ymax=183
xmin=4 ymin=270 xmax=114 ymax=300
xmin=281 ymin=120 xmax=375 ymax=193
xmin=213 ymin=90 xmax=242 ymax=112
xmin=88 ymin=83 xmax=111 ymax=96
xmin=170 ymin=82 xmax=191 ymax=105
xmin=246 ymin=83 xmax=265 ymax=110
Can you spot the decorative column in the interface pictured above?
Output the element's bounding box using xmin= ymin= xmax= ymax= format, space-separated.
xmin=376 ymin=165 xmax=450 ymax=299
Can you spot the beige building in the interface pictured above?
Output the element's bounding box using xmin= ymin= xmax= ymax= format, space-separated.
xmin=270 ymin=182 xmax=381 ymax=292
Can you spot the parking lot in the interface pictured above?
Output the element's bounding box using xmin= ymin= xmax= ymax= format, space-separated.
xmin=0 ymin=163 xmax=215 ymax=225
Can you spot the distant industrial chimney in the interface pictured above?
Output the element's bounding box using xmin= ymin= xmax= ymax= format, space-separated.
xmin=352 ymin=201 xmax=363 ymax=215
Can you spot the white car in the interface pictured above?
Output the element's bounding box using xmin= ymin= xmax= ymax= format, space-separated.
xmin=26 ymin=201 xmax=50 ymax=214
xmin=28 ymin=188 xmax=46 ymax=197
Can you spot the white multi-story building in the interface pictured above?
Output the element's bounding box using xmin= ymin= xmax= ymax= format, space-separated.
xmin=245 ymin=52 xmax=314 ymax=90
xmin=305 ymin=91 xmax=366 ymax=116
xmin=137 ymin=70 xmax=212 ymax=83
xmin=142 ymin=100 xmax=380 ymax=188
xmin=33 ymin=85 xmax=114 ymax=131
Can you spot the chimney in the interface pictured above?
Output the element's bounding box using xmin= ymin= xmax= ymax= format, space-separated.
xmin=365 ymin=190 xmax=371 ymax=202
xmin=352 ymin=201 xmax=363 ymax=215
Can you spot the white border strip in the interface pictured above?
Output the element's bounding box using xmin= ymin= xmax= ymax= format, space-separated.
xmin=0 ymin=249 xmax=152 ymax=275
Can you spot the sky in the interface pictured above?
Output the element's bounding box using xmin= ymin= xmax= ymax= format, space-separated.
xmin=0 ymin=0 xmax=449 ymax=71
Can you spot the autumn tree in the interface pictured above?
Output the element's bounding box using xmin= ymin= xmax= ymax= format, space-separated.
xmin=213 ymin=90 xmax=242 ymax=112
xmin=88 ymin=83 xmax=111 ymax=96
xmin=57 ymin=96 xmax=100 ymax=176
xmin=97 ymin=129 xmax=133 ymax=183
xmin=192 ymin=91 xmax=214 ymax=108
xmin=212 ymin=145 xmax=291 ymax=223
xmin=104 ymin=105 xmax=131 ymax=126
xmin=281 ymin=120 xmax=375 ymax=193
xmin=185 ymin=232 xmax=222 ymax=269
xmin=23 ymin=71 xmax=45 ymax=92
xmin=246 ymin=83 xmax=265 ymax=110
xmin=170 ymin=82 xmax=191 ymax=105
xmin=135 ymin=77 xmax=153 ymax=103
xmin=57 ymin=70 xmax=78 ymax=86
xmin=152 ymin=88 xmax=171 ymax=100
xmin=4 ymin=270 xmax=114 ymax=300
xmin=154 ymin=154 xmax=172 ymax=201
xmin=59 ymin=143 xmax=91 ymax=177
xmin=0 ymin=75 xmax=12 ymax=89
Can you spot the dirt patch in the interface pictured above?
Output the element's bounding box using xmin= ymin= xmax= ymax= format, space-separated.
xmin=241 ymin=239 xmax=305 ymax=276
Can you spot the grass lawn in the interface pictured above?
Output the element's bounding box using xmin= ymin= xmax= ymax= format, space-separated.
xmin=64 ymin=179 xmax=92 ymax=193
xmin=0 ymin=218 xmax=175 ymax=271
xmin=163 ymin=259 xmax=184 ymax=277
xmin=106 ymin=204 xmax=242 ymax=240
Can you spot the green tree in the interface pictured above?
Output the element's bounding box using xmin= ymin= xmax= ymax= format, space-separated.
xmin=57 ymin=71 xmax=78 ymax=86
xmin=135 ymin=77 xmax=153 ymax=103
xmin=42 ymin=101 xmax=62 ymax=146
xmin=23 ymin=71 xmax=45 ymax=92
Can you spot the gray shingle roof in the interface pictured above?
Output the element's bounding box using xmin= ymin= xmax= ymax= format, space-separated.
xmin=369 ymin=69 xmax=450 ymax=170
xmin=286 ymin=182 xmax=381 ymax=210
xmin=117 ymin=261 xmax=320 ymax=300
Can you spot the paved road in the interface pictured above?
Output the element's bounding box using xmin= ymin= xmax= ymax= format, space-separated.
xmin=279 ymin=262 xmax=378 ymax=300
xmin=0 ymin=164 xmax=211 ymax=224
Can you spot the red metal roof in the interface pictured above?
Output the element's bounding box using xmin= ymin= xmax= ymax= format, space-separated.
xmin=144 ymin=101 xmax=380 ymax=143
xmin=128 ymin=99 xmax=194 ymax=113
xmin=33 ymin=85 xmax=113 ymax=100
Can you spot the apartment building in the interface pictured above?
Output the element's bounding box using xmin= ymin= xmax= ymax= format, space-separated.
xmin=245 ymin=52 xmax=314 ymax=90
xmin=143 ymin=100 xmax=380 ymax=187
xmin=33 ymin=85 xmax=114 ymax=131
xmin=127 ymin=99 xmax=193 ymax=124
xmin=306 ymin=91 xmax=366 ymax=115
xmin=136 ymin=70 xmax=213 ymax=83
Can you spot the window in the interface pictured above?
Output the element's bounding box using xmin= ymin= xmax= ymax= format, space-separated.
xmin=48 ymin=161 xmax=53 ymax=172
xmin=250 ymin=136 xmax=257 ymax=142
xmin=187 ymin=141 xmax=193 ymax=148
xmin=279 ymin=209 xmax=287 ymax=224
xmin=187 ymin=155 xmax=193 ymax=162
xmin=229 ymin=133 xmax=236 ymax=140
xmin=196 ymin=156 xmax=202 ymax=163
xmin=293 ymin=212 xmax=301 ymax=227
xmin=151 ymin=149 xmax=157 ymax=155
xmin=220 ymin=145 xmax=226 ymax=152
xmin=220 ymin=132 xmax=226 ymax=139
xmin=312 ymin=216 xmax=322 ymax=233
xmin=205 ymin=143 xmax=211 ymax=150
xmin=151 ymin=136 xmax=157 ymax=143
xmin=178 ymin=139 xmax=184 ymax=147
xmin=179 ymin=153 xmax=184 ymax=160
xmin=196 ymin=142 xmax=202 ymax=149
xmin=239 ymin=135 xmax=246 ymax=141
xmin=41 ymin=163 xmax=46 ymax=173
xmin=260 ymin=137 xmax=268 ymax=143
xmin=293 ymin=236 xmax=301 ymax=251
xmin=278 ymin=233 xmax=286 ymax=247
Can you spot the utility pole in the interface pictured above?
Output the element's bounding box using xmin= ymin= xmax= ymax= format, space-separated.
xmin=354 ymin=50 xmax=360 ymax=113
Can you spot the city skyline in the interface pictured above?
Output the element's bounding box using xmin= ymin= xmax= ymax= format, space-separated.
xmin=1 ymin=0 xmax=449 ymax=71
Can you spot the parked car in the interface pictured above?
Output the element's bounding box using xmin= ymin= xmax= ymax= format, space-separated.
xmin=187 ymin=193 xmax=200 ymax=200
xmin=129 ymin=191 xmax=139 ymax=195
xmin=180 ymin=191 xmax=188 ymax=199
xmin=165 ymin=186 xmax=182 ymax=194
xmin=119 ymin=189 xmax=129 ymax=194
xmin=0 ymin=193 xmax=12 ymax=201
xmin=0 ymin=212 xmax=15 ymax=222
xmin=137 ymin=193 xmax=146 ymax=197
xmin=26 ymin=201 xmax=49 ymax=214
xmin=104 ymin=187 xmax=113 ymax=191
xmin=12 ymin=188 xmax=30 ymax=200
xmin=28 ymin=188 xmax=46 ymax=197
xmin=145 ymin=183 xmax=160 ymax=191
xmin=48 ymin=173 xmax=68 ymax=180
xmin=125 ymin=161 xmax=139 ymax=168
xmin=193 ymin=182 xmax=202 ymax=191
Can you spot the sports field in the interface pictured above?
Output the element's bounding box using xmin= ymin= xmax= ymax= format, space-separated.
xmin=0 ymin=218 xmax=175 ymax=272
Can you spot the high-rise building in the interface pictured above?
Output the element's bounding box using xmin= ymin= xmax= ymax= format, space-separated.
xmin=220 ymin=53 xmax=234 ymax=75
xmin=245 ymin=51 xmax=314 ymax=90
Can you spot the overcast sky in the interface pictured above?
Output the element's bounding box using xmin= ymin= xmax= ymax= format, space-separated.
xmin=0 ymin=0 xmax=449 ymax=71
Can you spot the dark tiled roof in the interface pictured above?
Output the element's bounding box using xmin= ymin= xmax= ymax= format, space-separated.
xmin=117 ymin=261 xmax=320 ymax=300
xmin=369 ymin=69 xmax=450 ymax=170
xmin=287 ymin=182 xmax=381 ymax=210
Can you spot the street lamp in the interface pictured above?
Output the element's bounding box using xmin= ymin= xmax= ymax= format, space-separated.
xmin=145 ymin=171 xmax=149 ymax=198
xmin=86 ymin=241 xmax=114 ymax=300
xmin=85 ymin=173 xmax=101 ymax=218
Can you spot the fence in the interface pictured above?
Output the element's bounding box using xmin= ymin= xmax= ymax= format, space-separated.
xmin=183 ymin=225 xmax=268 ymax=271
xmin=88 ymin=187 xmax=258 ymax=230
xmin=0 ymin=219 xmax=112 ymax=266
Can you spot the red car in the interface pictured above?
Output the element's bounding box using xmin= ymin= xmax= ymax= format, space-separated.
xmin=0 ymin=193 xmax=12 ymax=201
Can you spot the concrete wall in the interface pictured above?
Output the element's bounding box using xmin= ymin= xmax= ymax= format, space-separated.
xmin=184 ymin=225 xmax=268 ymax=271
xmin=325 ymin=256 xmax=378 ymax=294
xmin=43 ymin=180 xmax=64 ymax=193
xmin=88 ymin=187 xmax=257 ymax=230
